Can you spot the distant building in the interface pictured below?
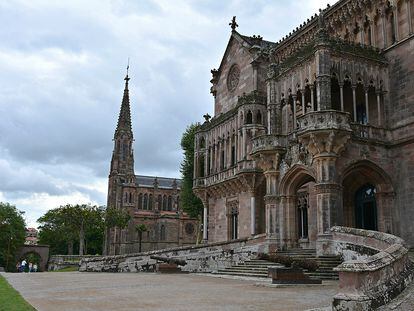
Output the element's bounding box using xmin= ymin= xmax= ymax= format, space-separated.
xmin=25 ymin=227 xmax=38 ymax=245
xmin=104 ymin=73 xmax=198 ymax=255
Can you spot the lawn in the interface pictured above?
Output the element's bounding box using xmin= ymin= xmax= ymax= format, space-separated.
xmin=0 ymin=274 xmax=36 ymax=311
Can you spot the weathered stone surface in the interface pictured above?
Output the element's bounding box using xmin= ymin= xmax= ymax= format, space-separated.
xmin=331 ymin=226 xmax=413 ymax=310
xmin=80 ymin=234 xmax=267 ymax=273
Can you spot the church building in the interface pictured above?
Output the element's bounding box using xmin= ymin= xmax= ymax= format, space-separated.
xmin=193 ymin=0 xmax=414 ymax=255
xmin=105 ymin=73 xmax=197 ymax=255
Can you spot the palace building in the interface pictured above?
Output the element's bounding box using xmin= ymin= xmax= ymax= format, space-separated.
xmin=105 ymin=73 xmax=197 ymax=255
xmin=193 ymin=0 xmax=414 ymax=254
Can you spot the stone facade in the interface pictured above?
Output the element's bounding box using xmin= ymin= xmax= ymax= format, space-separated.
xmin=194 ymin=0 xmax=414 ymax=253
xmin=105 ymin=74 xmax=197 ymax=255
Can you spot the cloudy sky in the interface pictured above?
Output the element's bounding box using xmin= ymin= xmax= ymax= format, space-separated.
xmin=0 ymin=0 xmax=334 ymax=228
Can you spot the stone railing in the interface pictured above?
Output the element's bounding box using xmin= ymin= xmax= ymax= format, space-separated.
xmin=251 ymin=134 xmax=287 ymax=155
xmin=194 ymin=160 xmax=259 ymax=188
xmin=329 ymin=226 xmax=413 ymax=310
xmin=297 ymin=110 xmax=351 ymax=133
xmin=79 ymin=234 xmax=267 ymax=273
xmin=350 ymin=123 xmax=391 ymax=143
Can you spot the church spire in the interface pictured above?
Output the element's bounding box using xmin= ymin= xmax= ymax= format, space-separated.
xmin=114 ymin=64 xmax=133 ymax=139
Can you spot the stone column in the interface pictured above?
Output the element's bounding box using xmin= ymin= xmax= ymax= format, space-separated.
xmin=365 ymin=87 xmax=370 ymax=124
xmin=285 ymin=101 xmax=289 ymax=133
xmin=352 ymin=85 xmax=357 ymax=122
xmin=339 ymin=82 xmax=344 ymax=112
xmin=202 ymin=200 xmax=208 ymax=242
xmin=394 ymin=6 xmax=399 ymax=42
xmin=292 ymin=94 xmax=297 ymax=129
xmin=301 ymin=91 xmax=305 ymax=114
xmin=408 ymin=0 xmax=413 ymax=35
xmin=315 ymin=47 xmax=331 ymax=110
xmin=377 ymin=91 xmax=382 ymax=126
xmin=250 ymin=195 xmax=256 ymax=235
xmin=311 ymin=86 xmax=315 ymax=111
xmin=381 ymin=11 xmax=387 ymax=48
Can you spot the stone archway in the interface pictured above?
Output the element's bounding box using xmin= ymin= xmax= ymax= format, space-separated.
xmin=279 ymin=165 xmax=317 ymax=249
xmin=16 ymin=245 xmax=49 ymax=271
xmin=341 ymin=160 xmax=394 ymax=234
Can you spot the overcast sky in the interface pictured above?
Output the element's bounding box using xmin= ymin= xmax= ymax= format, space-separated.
xmin=0 ymin=0 xmax=334 ymax=228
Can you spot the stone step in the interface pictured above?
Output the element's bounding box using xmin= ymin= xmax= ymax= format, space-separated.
xmin=215 ymin=271 xmax=268 ymax=278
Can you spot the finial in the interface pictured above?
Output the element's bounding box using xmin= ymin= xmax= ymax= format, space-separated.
xmin=229 ymin=16 xmax=238 ymax=31
xmin=203 ymin=113 xmax=211 ymax=122
xmin=125 ymin=58 xmax=130 ymax=82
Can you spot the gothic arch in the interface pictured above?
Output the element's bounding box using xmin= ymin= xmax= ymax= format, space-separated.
xmin=340 ymin=159 xmax=394 ymax=193
xmin=341 ymin=160 xmax=395 ymax=233
xmin=279 ymin=164 xmax=317 ymax=248
xmin=279 ymin=164 xmax=316 ymax=196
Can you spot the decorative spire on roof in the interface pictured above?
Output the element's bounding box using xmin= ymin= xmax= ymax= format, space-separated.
xmin=114 ymin=61 xmax=133 ymax=139
xmin=229 ymin=16 xmax=238 ymax=31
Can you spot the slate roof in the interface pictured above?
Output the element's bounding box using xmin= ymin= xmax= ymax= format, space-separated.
xmin=135 ymin=175 xmax=182 ymax=189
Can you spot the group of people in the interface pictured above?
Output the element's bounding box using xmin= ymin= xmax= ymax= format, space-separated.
xmin=16 ymin=259 xmax=38 ymax=273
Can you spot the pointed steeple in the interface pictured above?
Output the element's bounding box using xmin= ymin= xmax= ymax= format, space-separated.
xmin=114 ymin=66 xmax=133 ymax=139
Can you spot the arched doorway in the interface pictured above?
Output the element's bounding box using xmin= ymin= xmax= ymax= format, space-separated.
xmin=342 ymin=160 xmax=394 ymax=233
xmin=355 ymin=184 xmax=378 ymax=230
xmin=279 ymin=165 xmax=317 ymax=249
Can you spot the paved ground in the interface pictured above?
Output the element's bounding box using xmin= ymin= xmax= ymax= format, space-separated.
xmin=2 ymin=272 xmax=338 ymax=311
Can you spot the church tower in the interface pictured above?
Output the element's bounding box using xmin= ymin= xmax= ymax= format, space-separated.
xmin=105 ymin=70 xmax=135 ymax=255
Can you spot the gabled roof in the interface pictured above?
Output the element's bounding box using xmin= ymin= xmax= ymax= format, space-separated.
xmin=215 ymin=30 xmax=277 ymax=75
xmin=135 ymin=175 xmax=182 ymax=190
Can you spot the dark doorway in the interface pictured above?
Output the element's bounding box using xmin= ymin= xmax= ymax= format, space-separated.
xmin=355 ymin=184 xmax=377 ymax=230
xmin=230 ymin=206 xmax=238 ymax=240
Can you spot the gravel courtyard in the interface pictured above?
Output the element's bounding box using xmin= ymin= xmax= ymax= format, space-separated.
xmin=3 ymin=272 xmax=338 ymax=311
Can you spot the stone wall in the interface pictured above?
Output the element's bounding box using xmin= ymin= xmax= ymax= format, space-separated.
xmin=329 ymin=226 xmax=413 ymax=311
xmin=79 ymin=234 xmax=267 ymax=273
xmin=48 ymin=255 xmax=101 ymax=271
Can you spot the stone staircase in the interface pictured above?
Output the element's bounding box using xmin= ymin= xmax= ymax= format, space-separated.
xmin=215 ymin=259 xmax=284 ymax=278
xmin=278 ymin=248 xmax=342 ymax=280
xmin=215 ymin=248 xmax=342 ymax=280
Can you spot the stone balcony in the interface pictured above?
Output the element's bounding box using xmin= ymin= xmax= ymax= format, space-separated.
xmin=296 ymin=110 xmax=352 ymax=134
xmin=251 ymin=134 xmax=287 ymax=156
xmin=350 ymin=123 xmax=391 ymax=143
xmin=193 ymin=160 xmax=259 ymax=188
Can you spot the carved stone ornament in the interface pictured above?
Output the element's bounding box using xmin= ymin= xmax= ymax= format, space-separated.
xmin=227 ymin=64 xmax=240 ymax=92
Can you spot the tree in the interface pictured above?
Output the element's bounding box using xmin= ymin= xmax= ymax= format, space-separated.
xmin=180 ymin=123 xmax=204 ymax=218
xmin=0 ymin=202 xmax=26 ymax=271
xmin=135 ymin=224 xmax=147 ymax=253
xmin=103 ymin=206 xmax=131 ymax=255
xmin=38 ymin=204 xmax=106 ymax=256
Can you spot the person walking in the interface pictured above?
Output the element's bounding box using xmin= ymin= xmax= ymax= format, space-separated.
xmin=28 ymin=262 xmax=33 ymax=273
xmin=33 ymin=263 xmax=38 ymax=273
xmin=21 ymin=259 xmax=27 ymax=272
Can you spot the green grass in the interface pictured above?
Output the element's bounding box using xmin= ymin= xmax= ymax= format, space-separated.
xmin=0 ymin=275 xmax=36 ymax=311
xmin=50 ymin=266 xmax=78 ymax=272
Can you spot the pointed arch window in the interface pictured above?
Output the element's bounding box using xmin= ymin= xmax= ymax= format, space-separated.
xmin=162 ymin=195 xmax=167 ymax=211
xmin=246 ymin=110 xmax=253 ymax=124
xmin=143 ymin=194 xmax=148 ymax=210
xmin=138 ymin=193 xmax=143 ymax=209
xmin=256 ymin=111 xmax=262 ymax=124
xmin=160 ymin=225 xmax=166 ymax=241
xmin=167 ymin=196 xmax=173 ymax=211
xmin=149 ymin=194 xmax=153 ymax=210
xmin=158 ymin=194 xmax=162 ymax=210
